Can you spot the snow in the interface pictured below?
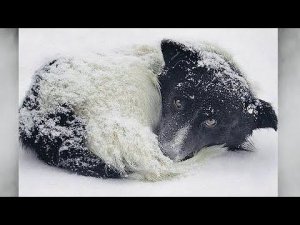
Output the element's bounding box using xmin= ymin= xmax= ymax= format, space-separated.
xmin=19 ymin=28 xmax=278 ymax=196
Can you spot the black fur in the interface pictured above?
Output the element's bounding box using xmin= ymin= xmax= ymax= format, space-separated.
xmin=158 ymin=39 xmax=277 ymax=161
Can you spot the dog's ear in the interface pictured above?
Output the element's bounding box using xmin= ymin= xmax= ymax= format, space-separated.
xmin=246 ymin=99 xmax=278 ymax=131
xmin=161 ymin=39 xmax=195 ymax=67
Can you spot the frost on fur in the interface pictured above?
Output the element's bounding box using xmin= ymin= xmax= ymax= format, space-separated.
xmin=158 ymin=39 xmax=277 ymax=161
xmin=19 ymin=45 xmax=178 ymax=180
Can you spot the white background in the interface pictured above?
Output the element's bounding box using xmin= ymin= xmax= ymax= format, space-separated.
xmin=19 ymin=28 xmax=278 ymax=196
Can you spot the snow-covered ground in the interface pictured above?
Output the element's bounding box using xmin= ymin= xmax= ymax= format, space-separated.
xmin=19 ymin=28 xmax=278 ymax=196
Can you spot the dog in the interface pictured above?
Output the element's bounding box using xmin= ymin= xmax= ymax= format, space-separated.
xmin=19 ymin=40 xmax=278 ymax=179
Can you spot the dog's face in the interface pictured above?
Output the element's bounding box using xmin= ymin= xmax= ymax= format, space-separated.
xmin=157 ymin=40 xmax=277 ymax=161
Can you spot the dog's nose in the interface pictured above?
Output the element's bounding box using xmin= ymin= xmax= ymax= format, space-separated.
xmin=159 ymin=142 xmax=181 ymax=161
xmin=160 ymin=145 xmax=188 ymax=162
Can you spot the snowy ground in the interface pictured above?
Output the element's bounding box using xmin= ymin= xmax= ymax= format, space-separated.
xmin=19 ymin=28 xmax=278 ymax=196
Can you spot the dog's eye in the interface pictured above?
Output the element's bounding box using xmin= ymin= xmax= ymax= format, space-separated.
xmin=203 ymin=119 xmax=217 ymax=128
xmin=173 ymin=99 xmax=184 ymax=110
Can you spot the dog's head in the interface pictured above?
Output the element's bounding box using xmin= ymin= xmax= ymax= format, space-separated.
xmin=157 ymin=39 xmax=277 ymax=161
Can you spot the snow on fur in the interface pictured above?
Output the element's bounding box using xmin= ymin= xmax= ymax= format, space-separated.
xmin=19 ymin=43 xmax=229 ymax=181
xmin=179 ymin=41 xmax=253 ymax=103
